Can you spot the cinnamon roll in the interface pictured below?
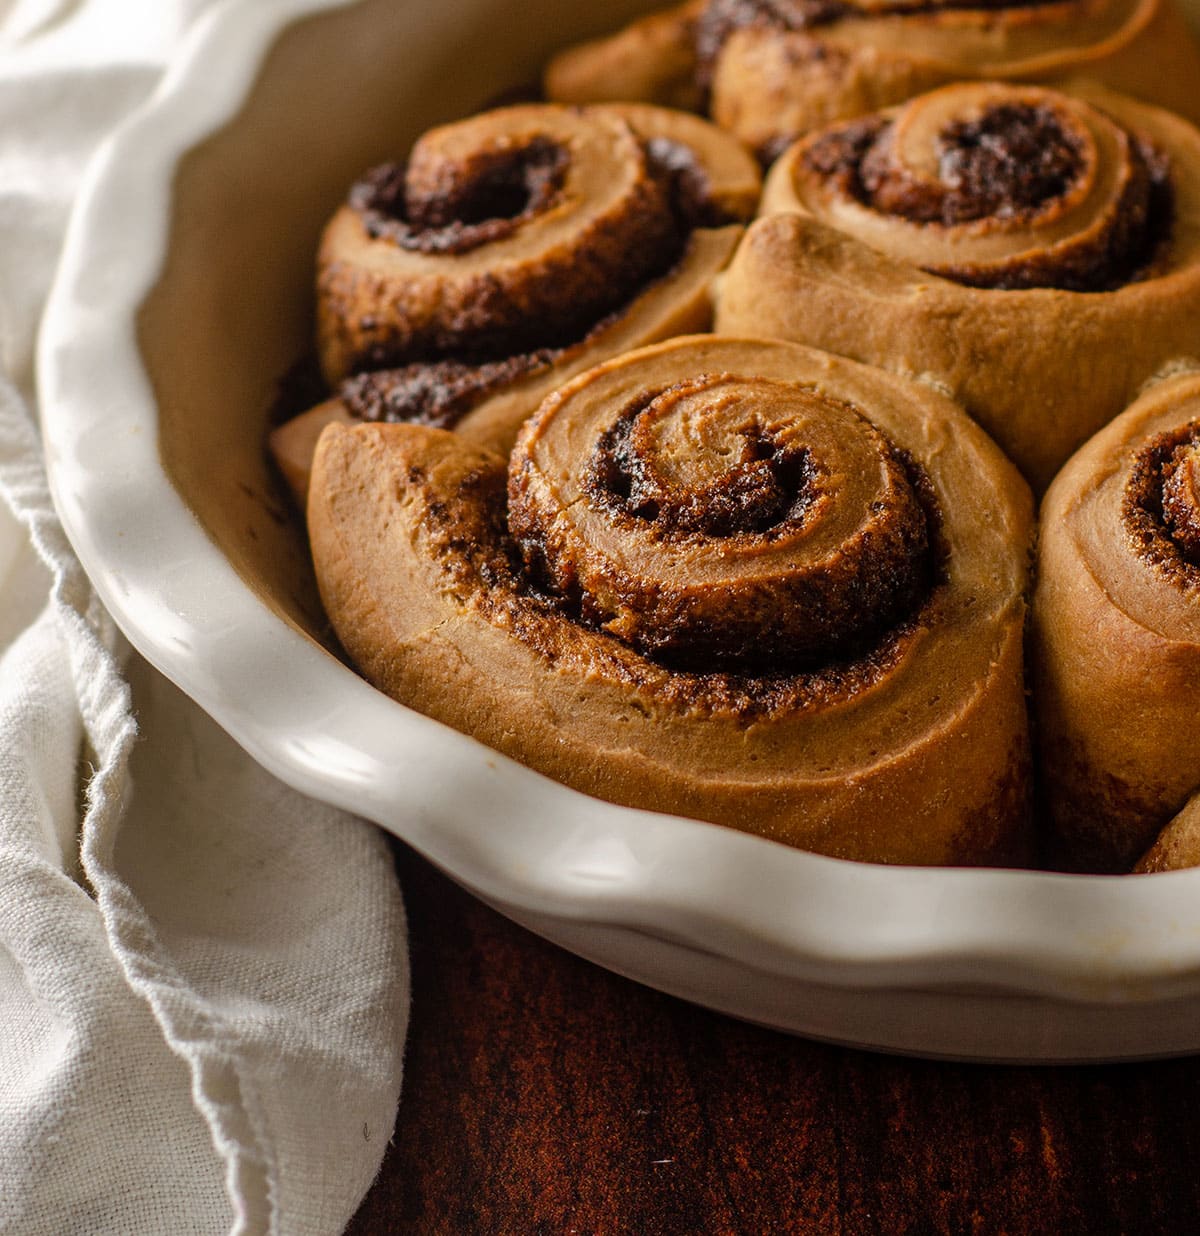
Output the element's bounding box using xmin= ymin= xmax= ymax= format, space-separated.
xmin=307 ymin=336 xmax=1035 ymax=866
xmin=545 ymin=0 xmax=1200 ymax=160
xmin=546 ymin=2 xmax=706 ymax=113
xmin=716 ymin=82 xmax=1200 ymax=490
xmin=269 ymin=102 xmax=760 ymax=505
xmin=1033 ymin=368 xmax=1200 ymax=873
xmin=1135 ymin=795 xmax=1200 ymax=873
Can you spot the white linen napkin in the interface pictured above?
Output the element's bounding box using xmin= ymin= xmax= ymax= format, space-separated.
xmin=0 ymin=4 xmax=409 ymax=1233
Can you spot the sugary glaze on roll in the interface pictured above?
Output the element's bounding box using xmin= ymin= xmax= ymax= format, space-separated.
xmin=716 ymin=82 xmax=1200 ymax=490
xmin=545 ymin=0 xmax=1200 ymax=159
xmin=268 ymin=103 xmax=760 ymax=506
xmin=307 ymin=336 xmax=1035 ymax=866
xmin=1032 ymin=368 xmax=1200 ymax=872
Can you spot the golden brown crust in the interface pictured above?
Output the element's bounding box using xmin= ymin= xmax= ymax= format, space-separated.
xmin=544 ymin=2 xmax=706 ymax=111
xmin=543 ymin=0 xmax=1200 ymax=158
xmin=307 ymin=335 xmax=1035 ymax=865
xmin=716 ymin=84 xmax=1200 ymax=491
xmin=709 ymin=0 xmax=1200 ymax=156
xmin=772 ymin=84 xmax=1164 ymax=290
xmin=710 ymin=28 xmax=950 ymax=159
xmin=271 ymin=225 xmax=744 ymax=508
xmin=315 ymin=106 xmax=677 ymax=384
xmin=1134 ymin=793 xmax=1200 ymax=872
xmin=315 ymin=103 xmax=759 ymax=386
xmin=270 ymin=103 xmax=760 ymax=507
xmin=1032 ymin=369 xmax=1200 ymax=872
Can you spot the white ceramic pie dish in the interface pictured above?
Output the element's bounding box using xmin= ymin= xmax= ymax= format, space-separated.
xmin=38 ymin=0 xmax=1200 ymax=1061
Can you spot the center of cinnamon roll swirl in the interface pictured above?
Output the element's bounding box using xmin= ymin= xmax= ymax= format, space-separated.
xmin=509 ymin=373 xmax=937 ymax=671
xmin=1124 ymin=422 xmax=1200 ymax=576
xmin=338 ymin=108 xmax=734 ymax=377
xmin=879 ymin=104 xmax=1086 ymax=224
xmin=586 ymin=379 xmax=817 ymax=536
xmin=797 ymin=86 xmax=1173 ymax=292
xmin=351 ymin=137 xmax=570 ymax=255
xmin=802 ymin=106 xmax=1096 ymax=228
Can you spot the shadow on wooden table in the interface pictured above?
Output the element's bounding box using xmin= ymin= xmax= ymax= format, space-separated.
xmin=348 ymin=840 xmax=1200 ymax=1235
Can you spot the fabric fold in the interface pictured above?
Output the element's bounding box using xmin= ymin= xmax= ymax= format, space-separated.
xmin=0 ymin=4 xmax=409 ymax=1233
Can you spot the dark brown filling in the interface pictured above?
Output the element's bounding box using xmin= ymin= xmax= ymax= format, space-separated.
xmin=496 ymin=587 xmax=928 ymax=722
xmin=801 ymin=106 xmax=1173 ymax=292
xmin=866 ymin=104 xmax=1086 ymax=224
xmin=339 ymin=350 xmax=560 ymax=430
xmin=350 ymin=137 xmax=569 ymax=255
xmin=353 ymin=130 xmax=741 ymax=256
xmin=643 ymin=137 xmax=724 ymax=229
xmin=1123 ymin=421 xmax=1200 ymax=579
xmin=328 ymin=129 xmax=739 ymax=427
xmin=330 ymin=263 xmax=669 ymax=431
xmin=453 ymin=463 xmax=935 ymax=717
xmin=509 ymin=380 xmax=940 ymax=673
xmin=584 ymin=388 xmax=817 ymax=537
xmin=1162 ymin=444 xmax=1200 ymax=563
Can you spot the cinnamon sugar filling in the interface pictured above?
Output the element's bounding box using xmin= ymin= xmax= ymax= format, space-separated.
xmin=449 ymin=470 xmax=932 ymax=719
xmin=1124 ymin=421 xmax=1200 ymax=577
xmin=346 ymin=137 xmax=677 ymax=361
xmin=340 ymin=352 xmax=560 ymax=430
xmin=800 ymin=101 xmax=1173 ymax=291
xmin=328 ymin=128 xmax=738 ymax=426
xmin=507 ymin=373 xmax=940 ymax=673
xmin=351 ymin=137 xmax=571 ymax=255
xmin=386 ymin=441 xmax=936 ymax=720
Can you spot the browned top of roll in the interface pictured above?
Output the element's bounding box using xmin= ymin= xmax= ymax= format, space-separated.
xmin=316 ymin=102 xmax=759 ymax=384
xmin=1044 ymin=368 xmax=1200 ymax=642
xmin=508 ymin=369 xmax=937 ymax=671
xmin=551 ymin=0 xmax=1172 ymax=107
xmin=310 ymin=336 xmax=1034 ymax=731
xmin=1033 ymin=368 xmax=1200 ymax=870
xmin=325 ymin=106 xmax=676 ymax=367
xmin=306 ymin=336 xmax=1034 ymax=863
xmin=696 ymin=0 xmax=1162 ymax=79
xmin=764 ymin=81 xmax=1172 ymax=291
xmin=489 ymin=336 xmax=1030 ymax=714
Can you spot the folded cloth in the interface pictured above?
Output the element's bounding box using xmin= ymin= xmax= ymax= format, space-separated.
xmin=0 ymin=4 xmax=409 ymax=1233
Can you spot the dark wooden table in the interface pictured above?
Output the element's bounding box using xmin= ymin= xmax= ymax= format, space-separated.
xmin=347 ymin=841 xmax=1200 ymax=1234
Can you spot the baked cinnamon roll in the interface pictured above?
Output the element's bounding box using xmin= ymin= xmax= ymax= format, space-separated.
xmin=269 ymin=102 xmax=760 ymax=505
xmin=546 ymin=0 xmax=1200 ymax=160
xmin=307 ymin=336 xmax=1035 ymax=866
xmin=716 ymin=82 xmax=1200 ymax=489
xmin=1135 ymin=796 xmax=1200 ymax=873
xmin=1033 ymin=368 xmax=1200 ymax=873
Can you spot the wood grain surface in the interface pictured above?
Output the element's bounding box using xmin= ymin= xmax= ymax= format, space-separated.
xmin=348 ymin=842 xmax=1200 ymax=1235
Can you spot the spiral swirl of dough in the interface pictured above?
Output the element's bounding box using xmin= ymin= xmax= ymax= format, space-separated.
xmin=269 ymin=103 xmax=759 ymax=505
xmin=1033 ymin=369 xmax=1200 ymax=872
xmin=508 ymin=369 xmax=933 ymax=670
xmin=306 ymin=336 xmax=1035 ymax=865
xmin=717 ymin=83 xmax=1200 ymax=490
xmin=766 ymin=82 xmax=1162 ymax=290
xmin=544 ymin=0 xmax=1200 ymax=160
